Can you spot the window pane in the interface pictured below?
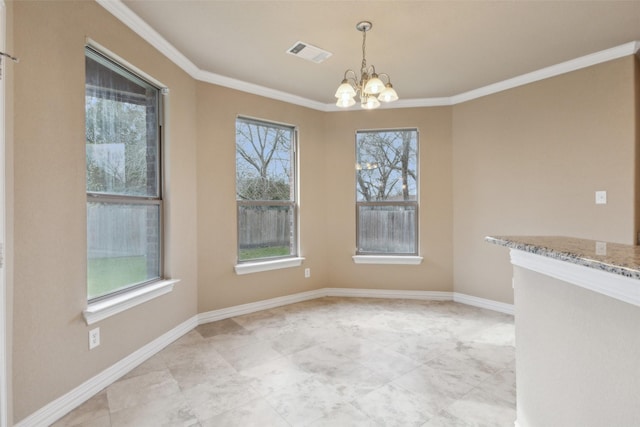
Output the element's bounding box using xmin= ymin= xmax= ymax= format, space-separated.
xmin=356 ymin=129 xmax=417 ymax=202
xmin=236 ymin=117 xmax=297 ymax=263
xmin=357 ymin=205 xmax=417 ymax=254
xmin=356 ymin=129 xmax=419 ymax=256
xmin=238 ymin=204 xmax=294 ymax=261
xmin=85 ymin=47 xmax=163 ymax=301
xmin=87 ymin=202 xmax=161 ymax=300
xmin=236 ymin=119 xmax=293 ymax=201
xmin=85 ymin=50 xmax=159 ymax=197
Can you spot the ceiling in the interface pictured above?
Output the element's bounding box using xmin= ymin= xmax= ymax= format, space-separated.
xmin=114 ymin=0 xmax=640 ymax=109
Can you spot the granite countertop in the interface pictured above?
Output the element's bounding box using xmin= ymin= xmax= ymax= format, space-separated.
xmin=485 ymin=235 xmax=640 ymax=280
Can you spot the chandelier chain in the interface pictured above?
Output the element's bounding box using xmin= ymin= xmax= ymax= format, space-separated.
xmin=361 ymin=29 xmax=367 ymax=74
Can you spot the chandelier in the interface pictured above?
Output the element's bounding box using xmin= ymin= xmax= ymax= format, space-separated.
xmin=334 ymin=21 xmax=399 ymax=110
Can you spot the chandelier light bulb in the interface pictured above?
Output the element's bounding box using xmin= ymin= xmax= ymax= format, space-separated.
xmin=378 ymin=83 xmax=399 ymax=102
xmin=364 ymin=74 xmax=385 ymax=94
xmin=362 ymin=95 xmax=380 ymax=110
xmin=335 ymin=80 xmax=356 ymax=98
xmin=336 ymin=96 xmax=356 ymax=108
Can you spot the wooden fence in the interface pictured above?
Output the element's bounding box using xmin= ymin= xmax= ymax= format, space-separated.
xmin=87 ymin=203 xmax=149 ymax=258
xmin=238 ymin=208 xmax=291 ymax=248
xmin=89 ymin=203 xmax=415 ymax=255
xmin=358 ymin=208 xmax=416 ymax=253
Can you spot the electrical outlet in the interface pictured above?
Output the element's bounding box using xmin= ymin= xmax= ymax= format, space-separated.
xmin=89 ymin=327 xmax=100 ymax=350
xmin=595 ymin=190 xmax=607 ymax=205
xmin=304 ymin=268 xmax=311 ymax=278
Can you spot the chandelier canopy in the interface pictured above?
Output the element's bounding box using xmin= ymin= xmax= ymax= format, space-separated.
xmin=334 ymin=21 xmax=398 ymax=110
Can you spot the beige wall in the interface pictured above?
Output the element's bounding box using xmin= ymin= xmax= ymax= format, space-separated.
xmin=452 ymin=56 xmax=638 ymax=304
xmin=4 ymin=0 xmax=15 ymax=424
xmin=196 ymin=84 xmax=329 ymax=311
xmin=12 ymin=1 xmax=198 ymax=421
xmin=195 ymin=93 xmax=454 ymax=313
xmin=7 ymin=0 xmax=640 ymax=423
xmin=323 ymin=108 xmax=454 ymax=292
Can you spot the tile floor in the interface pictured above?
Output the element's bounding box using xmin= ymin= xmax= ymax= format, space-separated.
xmin=52 ymin=297 xmax=516 ymax=426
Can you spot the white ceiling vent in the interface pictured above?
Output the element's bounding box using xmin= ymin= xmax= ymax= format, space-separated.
xmin=286 ymin=41 xmax=332 ymax=64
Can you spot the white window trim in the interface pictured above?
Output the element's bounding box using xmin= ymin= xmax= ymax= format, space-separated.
xmin=235 ymin=116 xmax=300 ymax=264
xmin=235 ymin=257 xmax=305 ymax=275
xmin=86 ymin=38 xmax=168 ymax=91
xmin=352 ymin=255 xmax=423 ymax=265
xmin=83 ymin=279 xmax=179 ymax=325
xmin=355 ymin=128 xmax=420 ymax=257
xmin=85 ymin=43 xmax=171 ymax=313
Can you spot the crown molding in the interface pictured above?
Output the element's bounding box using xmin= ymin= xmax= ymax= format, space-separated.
xmin=451 ymin=41 xmax=640 ymax=105
xmin=96 ymin=0 xmax=331 ymax=111
xmin=195 ymin=69 xmax=330 ymax=111
xmin=323 ymin=96 xmax=453 ymax=112
xmin=97 ymin=0 xmax=640 ymax=111
xmin=96 ymin=0 xmax=198 ymax=76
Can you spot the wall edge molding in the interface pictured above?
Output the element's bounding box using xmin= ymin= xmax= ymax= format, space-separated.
xmin=197 ymin=289 xmax=326 ymax=324
xmin=453 ymin=292 xmax=515 ymax=315
xmin=450 ymin=41 xmax=639 ymax=104
xmin=97 ymin=0 xmax=640 ymax=111
xmin=324 ymin=287 xmax=452 ymax=300
xmin=95 ymin=0 xmax=199 ymax=77
xmin=195 ymin=69 xmax=329 ymax=111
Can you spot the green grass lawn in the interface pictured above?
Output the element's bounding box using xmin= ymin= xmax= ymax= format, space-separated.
xmin=88 ymin=256 xmax=147 ymax=299
xmin=239 ymin=246 xmax=289 ymax=261
xmin=89 ymin=248 xmax=289 ymax=297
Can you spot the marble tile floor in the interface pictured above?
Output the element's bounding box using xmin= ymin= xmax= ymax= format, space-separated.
xmin=52 ymin=297 xmax=516 ymax=427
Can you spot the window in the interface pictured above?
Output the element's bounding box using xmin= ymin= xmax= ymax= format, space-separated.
xmin=356 ymin=129 xmax=419 ymax=255
xmin=85 ymin=47 xmax=163 ymax=301
xmin=236 ymin=117 xmax=297 ymax=262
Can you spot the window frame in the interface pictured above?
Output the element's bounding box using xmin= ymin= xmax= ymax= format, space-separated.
xmin=355 ymin=128 xmax=420 ymax=257
xmin=85 ymin=44 xmax=166 ymax=303
xmin=235 ymin=116 xmax=299 ymax=264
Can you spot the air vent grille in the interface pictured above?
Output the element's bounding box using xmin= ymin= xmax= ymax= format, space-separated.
xmin=286 ymin=41 xmax=332 ymax=64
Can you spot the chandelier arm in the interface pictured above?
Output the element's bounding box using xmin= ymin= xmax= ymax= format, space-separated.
xmin=343 ymin=69 xmax=358 ymax=81
xmin=377 ymin=73 xmax=391 ymax=83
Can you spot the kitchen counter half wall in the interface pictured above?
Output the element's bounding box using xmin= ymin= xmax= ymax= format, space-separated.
xmin=486 ymin=235 xmax=640 ymax=307
xmin=486 ymin=235 xmax=640 ymax=279
xmin=487 ymin=234 xmax=640 ymax=427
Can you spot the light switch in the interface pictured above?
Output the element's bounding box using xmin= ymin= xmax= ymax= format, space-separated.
xmin=595 ymin=191 xmax=607 ymax=205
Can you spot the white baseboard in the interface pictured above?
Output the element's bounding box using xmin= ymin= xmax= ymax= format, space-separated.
xmin=453 ymin=292 xmax=515 ymax=315
xmin=15 ymin=316 xmax=198 ymax=427
xmin=19 ymin=288 xmax=512 ymax=426
xmin=325 ymin=287 xmax=453 ymax=300
xmin=197 ymin=289 xmax=325 ymax=324
xmin=198 ymin=288 xmax=457 ymax=324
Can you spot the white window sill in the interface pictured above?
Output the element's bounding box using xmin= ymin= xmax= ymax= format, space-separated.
xmin=352 ymin=255 xmax=424 ymax=265
xmin=83 ymin=279 xmax=179 ymax=325
xmin=235 ymin=257 xmax=305 ymax=275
